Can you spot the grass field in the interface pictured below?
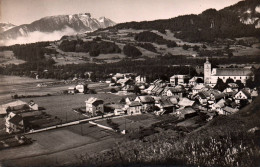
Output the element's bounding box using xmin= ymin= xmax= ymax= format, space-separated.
xmin=0 ymin=122 xmax=122 ymax=166
xmin=95 ymin=114 xmax=160 ymax=132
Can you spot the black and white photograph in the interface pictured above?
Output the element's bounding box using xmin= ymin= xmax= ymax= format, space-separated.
xmin=0 ymin=0 xmax=260 ymax=166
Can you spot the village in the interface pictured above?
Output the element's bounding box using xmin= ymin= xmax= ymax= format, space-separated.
xmin=0 ymin=57 xmax=259 ymax=153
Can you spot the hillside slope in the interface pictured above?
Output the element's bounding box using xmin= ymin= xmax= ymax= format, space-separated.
xmin=108 ymin=0 xmax=260 ymax=42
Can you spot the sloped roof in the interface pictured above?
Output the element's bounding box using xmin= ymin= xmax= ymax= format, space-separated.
xmin=168 ymin=87 xmax=185 ymax=93
xmin=193 ymin=84 xmax=206 ymax=90
xmin=228 ymin=83 xmax=239 ymax=88
xmin=9 ymin=114 xmax=23 ymax=125
xmin=0 ymin=100 xmax=28 ymax=115
xmin=223 ymin=106 xmax=239 ymax=113
xmin=240 ymin=89 xmax=251 ymax=98
xmin=179 ymin=107 xmax=196 ymax=115
xmin=178 ymin=98 xmax=195 ymax=107
xmin=146 ymin=85 xmax=155 ymax=91
xmin=213 ymin=68 xmax=253 ymax=76
xmin=155 ymin=88 xmax=164 ymax=95
xmin=197 ymin=91 xmax=211 ymax=99
xmin=169 ymin=97 xmax=178 ymax=105
xmin=129 ymin=101 xmax=142 ymax=107
xmin=216 ymin=99 xmax=226 ymax=108
xmin=137 ymin=96 xmax=155 ymax=103
xmin=159 ymin=98 xmax=175 ymax=108
xmin=85 ymin=97 xmax=103 ymax=104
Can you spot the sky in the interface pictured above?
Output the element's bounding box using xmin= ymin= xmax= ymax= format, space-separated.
xmin=1 ymin=0 xmax=242 ymax=26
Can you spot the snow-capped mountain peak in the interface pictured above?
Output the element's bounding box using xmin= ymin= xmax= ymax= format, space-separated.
xmin=0 ymin=13 xmax=116 ymax=41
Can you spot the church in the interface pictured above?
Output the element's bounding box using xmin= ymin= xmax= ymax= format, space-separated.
xmin=204 ymin=57 xmax=254 ymax=87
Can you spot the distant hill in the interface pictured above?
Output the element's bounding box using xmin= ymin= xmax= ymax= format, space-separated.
xmin=0 ymin=13 xmax=116 ymax=40
xmin=108 ymin=0 xmax=260 ymax=42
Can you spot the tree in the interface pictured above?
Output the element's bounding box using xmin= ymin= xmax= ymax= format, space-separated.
xmin=193 ymin=45 xmax=200 ymax=51
xmin=134 ymin=85 xmax=141 ymax=95
xmin=202 ymin=44 xmax=207 ymax=49
xmin=246 ymin=78 xmax=256 ymax=89
xmin=110 ymin=88 xmax=117 ymax=93
xmin=182 ymin=44 xmax=189 ymax=50
xmin=196 ymin=78 xmax=204 ymax=83
xmin=214 ymin=78 xmax=227 ymax=92
xmin=226 ymin=78 xmax=235 ymax=84
xmin=235 ymin=80 xmax=244 ymax=90
xmin=123 ymin=44 xmax=142 ymax=58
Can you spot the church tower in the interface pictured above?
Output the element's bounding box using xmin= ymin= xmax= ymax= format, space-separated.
xmin=204 ymin=57 xmax=211 ymax=84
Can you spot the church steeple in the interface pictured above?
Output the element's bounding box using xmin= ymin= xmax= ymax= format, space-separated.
xmin=204 ymin=57 xmax=211 ymax=84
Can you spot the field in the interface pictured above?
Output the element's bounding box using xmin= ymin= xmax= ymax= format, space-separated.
xmin=0 ymin=51 xmax=25 ymax=66
xmin=95 ymin=114 xmax=160 ymax=132
xmin=20 ymin=93 xmax=128 ymax=122
xmin=0 ymin=123 xmax=121 ymax=166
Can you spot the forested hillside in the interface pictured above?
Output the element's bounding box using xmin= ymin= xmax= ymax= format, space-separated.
xmin=110 ymin=8 xmax=259 ymax=42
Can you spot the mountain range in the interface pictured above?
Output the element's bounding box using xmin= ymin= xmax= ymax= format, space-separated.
xmin=0 ymin=23 xmax=16 ymax=33
xmin=0 ymin=13 xmax=115 ymax=41
xmin=0 ymin=0 xmax=259 ymax=44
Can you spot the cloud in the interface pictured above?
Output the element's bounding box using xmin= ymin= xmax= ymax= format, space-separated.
xmin=0 ymin=27 xmax=77 ymax=46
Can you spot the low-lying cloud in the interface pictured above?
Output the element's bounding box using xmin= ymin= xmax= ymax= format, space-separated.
xmin=0 ymin=27 xmax=77 ymax=46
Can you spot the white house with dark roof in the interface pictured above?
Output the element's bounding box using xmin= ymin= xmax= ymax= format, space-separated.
xmin=234 ymin=89 xmax=252 ymax=104
xmin=204 ymin=57 xmax=254 ymax=87
xmin=85 ymin=97 xmax=104 ymax=116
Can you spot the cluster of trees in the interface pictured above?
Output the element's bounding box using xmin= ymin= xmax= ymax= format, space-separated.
xmin=136 ymin=43 xmax=157 ymax=53
xmin=123 ymin=44 xmax=142 ymax=58
xmin=0 ymin=42 xmax=53 ymax=62
xmin=59 ymin=39 xmax=121 ymax=57
xmin=134 ymin=31 xmax=177 ymax=47
xmin=214 ymin=77 xmax=257 ymax=92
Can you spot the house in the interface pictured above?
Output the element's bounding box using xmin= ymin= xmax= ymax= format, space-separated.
xmin=144 ymin=85 xmax=156 ymax=94
xmin=152 ymin=79 xmax=166 ymax=87
xmin=176 ymin=107 xmax=197 ymax=119
xmin=195 ymin=91 xmax=211 ymax=106
xmin=152 ymin=87 xmax=164 ymax=96
xmin=121 ymin=85 xmax=135 ymax=93
xmin=170 ymin=75 xmax=189 ymax=86
xmin=28 ymin=100 xmax=39 ymax=111
xmin=5 ymin=112 xmax=24 ymax=134
xmin=135 ymin=96 xmax=155 ymax=111
xmin=177 ymin=98 xmax=195 ymax=108
xmin=68 ymin=86 xmax=76 ymax=94
xmin=124 ymin=97 xmax=135 ymax=105
xmin=0 ymin=100 xmax=28 ymax=116
xmin=155 ymin=97 xmax=175 ymax=115
xmin=166 ymin=86 xmax=186 ymax=98
xmin=127 ymin=101 xmax=142 ymax=115
xmin=85 ymin=97 xmax=104 ymax=116
xmin=117 ymin=78 xmax=132 ymax=87
xmin=192 ymin=84 xmax=208 ymax=95
xmin=135 ymin=75 xmax=146 ymax=84
xmin=189 ymin=76 xmax=203 ymax=86
xmin=209 ymin=90 xmax=225 ymax=102
xmin=104 ymin=103 xmax=125 ymax=116
xmin=234 ymin=89 xmax=252 ymax=104
xmin=211 ymin=99 xmax=226 ymax=114
xmin=105 ymin=78 xmax=112 ymax=84
xmin=76 ymin=83 xmax=87 ymax=93
xmin=227 ymin=83 xmax=239 ymax=92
